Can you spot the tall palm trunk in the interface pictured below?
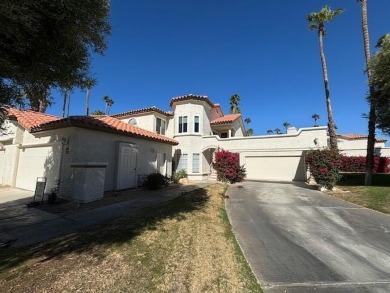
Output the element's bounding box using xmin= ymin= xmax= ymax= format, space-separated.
xmin=360 ymin=0 xmax=376 ymax=186
xmin=86 ymin=88 xmax=90 ymax=116
xmin=39 ymin=98 xmax=47 ymax=113
xmin=319 ymin=26 xmax=338 ymax=150
xmin=62 ymin=91 xmax=67 ymax=118
xmin=67 ymin=91 xmax=71 ymax=117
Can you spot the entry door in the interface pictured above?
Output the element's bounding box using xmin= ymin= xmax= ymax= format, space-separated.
xmin=117 ymin=144 xmax=137 ymax=189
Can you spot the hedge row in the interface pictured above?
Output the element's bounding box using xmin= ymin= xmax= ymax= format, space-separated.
xmin=339 ymin=155 xmax=390 ymax=173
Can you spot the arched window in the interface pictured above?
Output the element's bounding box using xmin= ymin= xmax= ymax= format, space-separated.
xmin=128 ymin=118 xmax=137 ymax=126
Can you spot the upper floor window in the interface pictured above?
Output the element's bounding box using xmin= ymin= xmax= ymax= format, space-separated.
xmin=156 ymin=117 xmax=166 ymax=135
xmin=194 ymin=116 xmax=200 ymax=133
xmin=178 ymin=116 xmax=188 ymax=133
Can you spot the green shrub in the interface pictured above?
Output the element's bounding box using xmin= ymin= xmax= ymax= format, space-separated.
xmin=306 ymin=149 xmax=341 ymax=189
xmin=144 ymin=173 xmax=166 ymax=190
xmin=171 ymin=169 xmax=188 ymax=183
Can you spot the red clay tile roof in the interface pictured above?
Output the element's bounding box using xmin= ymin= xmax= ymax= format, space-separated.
xmin=7 ymin=108 xmax=60 ymax=131
xmin=111 ymin=106 xmax=173 ymax=118
xmin=170 ymin=94 xmax=215 ymax=108
xmin=210 ymin=114 xmax=241 ymax=125
xmin=337 ymin=134 xmax=387 ymax=143
xmin=7 ymin=108 xmax=178 ymax=145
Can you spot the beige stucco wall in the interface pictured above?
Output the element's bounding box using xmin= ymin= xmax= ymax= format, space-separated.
xmin=377 ymin=147 xmax=390 ymax=157
xmin=1 ymin=120 xmax=173 ymax=196
xmin=202 ymin=127 xmax=328 ymax=152
xmin=338 ymin=138 xmax=388 ymax=156
xmin=118 ymin=113 xmax=155 ymax=132
xmin=200 ymin=127 xmax=328 ymax=181
xmin=171 ymin=101 xmax=212 ymax=179
xmin=59 ymin=127 xmax=173 ymax=196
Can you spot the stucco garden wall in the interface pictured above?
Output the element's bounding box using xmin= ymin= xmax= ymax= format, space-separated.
xmin=338 ymin=138 xmax=387 ymax=156
xmin=377 ymin=147 xmax=390 ymax=157
xmin=202 ymin=127 xmax=328 ymax=152
xmin=201 ymin=127 xmax=328 ymax=182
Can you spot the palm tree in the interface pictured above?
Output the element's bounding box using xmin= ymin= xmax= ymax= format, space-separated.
xmin=91 ymin=109 xmax=105 ymax=115
xmin=274 ymin=128 xmax=282 ymax=135
xmin=312 ymin=113 xmax=320 ymax=127
xmin=62 ymin=86 xmax=72 ymax=118
xmin=229 ymin=94 xmax=241 ymax=114
xmin=107 ymin=98 xmax=114 ymax=114
xmin=244 ymin=117 xmax=253 ymax=136
xmin=267 ymin=129 xmax=273 ymax=135
xmin=103 ymin=95 xmax=114 ymax=115
xmin=283 ymin=121 xmax=291 ymax=133
xmin=307 ymin=6 xmax=343 ymax=151
xmin=358 ymin=0 xmax=376 ymax=186
xmin=84 ymin=79 xmax=96 ymax=116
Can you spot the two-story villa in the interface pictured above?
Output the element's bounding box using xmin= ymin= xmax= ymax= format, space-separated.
xmin=1 ymin=94 xmax=388 ymax=202
xmin=112 ymin=94 xmax=248 ymax=181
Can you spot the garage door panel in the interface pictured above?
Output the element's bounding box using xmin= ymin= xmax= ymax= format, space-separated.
xmin=16 ymin=146 xmax=61 ymax=191
xmin=245 ymin=155 xmax=305 ymax=181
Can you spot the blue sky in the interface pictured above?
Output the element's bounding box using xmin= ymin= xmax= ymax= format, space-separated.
xmin=49 ymin=0 xmax=390 ymax=141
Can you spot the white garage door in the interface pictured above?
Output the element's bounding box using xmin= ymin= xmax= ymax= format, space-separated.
xmin=16 ymin=146 xmax=61 ymax=191
xmin=245 ymin=155 xmax=305 ymax=181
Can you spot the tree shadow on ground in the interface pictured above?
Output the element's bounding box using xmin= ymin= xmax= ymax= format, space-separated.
xmin=0 ymin=187 xmax=211 ymax=272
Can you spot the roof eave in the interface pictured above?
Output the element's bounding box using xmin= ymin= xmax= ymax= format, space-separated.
xmin=34 ymin=121 xmax=179 ymax=145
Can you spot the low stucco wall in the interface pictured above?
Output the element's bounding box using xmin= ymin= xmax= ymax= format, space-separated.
xmin=201 ymin=127 xmax=327 ymax=182
xmin=201 ymin=127 xmax=328 ymax=152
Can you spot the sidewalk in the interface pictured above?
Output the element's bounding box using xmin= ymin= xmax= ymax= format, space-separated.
xmin=0 ymin=181 xmax=212 ymax=248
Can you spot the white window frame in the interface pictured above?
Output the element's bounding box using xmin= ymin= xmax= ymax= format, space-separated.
xmin=178 ymin=116 xmax=188 ymax=133
xmin=194 ymin=115 xmax=200 ymax=133
xmin=192 ymin=153 xmax=200 ymax=173
xmin=155 ymin=117 xmax=166 ymax=135
xmin=177 ymin=153 xmax=188 ymax=172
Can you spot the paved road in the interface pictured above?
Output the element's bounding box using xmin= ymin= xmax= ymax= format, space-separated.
xmin=226 ymin=181 xmax=390 ymax=293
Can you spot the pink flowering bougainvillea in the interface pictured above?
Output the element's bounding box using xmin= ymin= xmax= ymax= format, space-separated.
xmin=339 ymin=155 xmax=390 ymax=173
xmin=214 ymin=148 xmax=246 ymax=184
xmin=306 ymin=149 xmax=341 ymax=189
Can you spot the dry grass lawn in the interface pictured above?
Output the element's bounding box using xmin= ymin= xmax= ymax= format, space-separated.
xmin=0 ymin=184 xmax=262 ymax=293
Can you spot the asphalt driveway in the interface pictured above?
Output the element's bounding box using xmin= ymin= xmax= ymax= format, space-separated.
xmin=226 ymin=181 xmax=390 ymax=293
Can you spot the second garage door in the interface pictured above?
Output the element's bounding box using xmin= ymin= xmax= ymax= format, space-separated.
xmin=16 ymin=145 xmax=61 ymax=191
xmin=244 ymin=155 xmax=305 ymax=182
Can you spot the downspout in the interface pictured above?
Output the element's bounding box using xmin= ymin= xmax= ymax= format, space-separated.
xmin=57 ymin=136 xmax=69 ymax=196
xmin=12 ymin=144 xmax=21 ymax=187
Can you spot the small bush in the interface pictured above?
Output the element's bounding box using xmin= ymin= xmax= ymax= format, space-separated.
xmin=339 ymin=155 xmax=390 ymax=173
xmin=171 ymin=169 xmax=188 ymax=183
xmin=214 ymin=149 xmax=246 ymax=184
xmin=144 ymin=173 xmax=166 ymax=190
xmin=306 ymin=149 xmax=341 ymax=189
